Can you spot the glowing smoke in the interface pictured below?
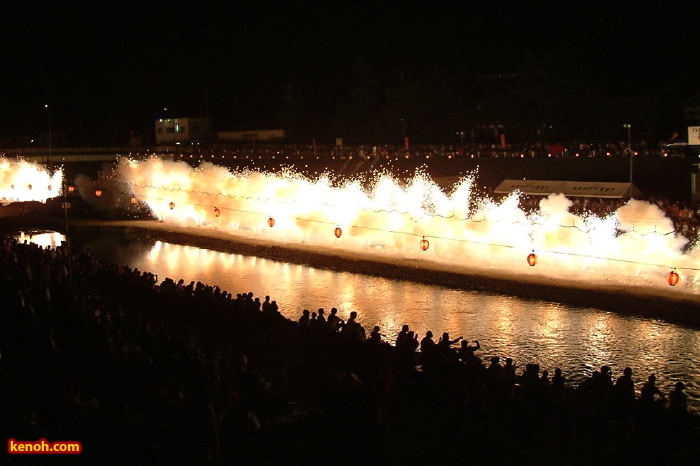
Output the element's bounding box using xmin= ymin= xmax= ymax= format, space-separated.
xmin=99 ymin=157 xmax=700 ymax=293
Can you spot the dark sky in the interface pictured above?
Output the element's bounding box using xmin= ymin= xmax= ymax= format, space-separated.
xmin=1 ymin=1 xmax=697 ymax=143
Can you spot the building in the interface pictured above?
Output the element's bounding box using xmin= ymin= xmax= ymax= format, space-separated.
xmin=154 ymin=118 xmax=212 ymax=145
xmin=683 ymin=92 xmax=700 ymax=126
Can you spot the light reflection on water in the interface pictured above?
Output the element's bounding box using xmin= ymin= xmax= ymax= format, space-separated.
xmin=20 ymin=231 xmax=700 ymax=412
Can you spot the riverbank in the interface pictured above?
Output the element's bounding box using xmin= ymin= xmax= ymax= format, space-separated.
xmin=64 ymin=219 xmax=700 ymax=330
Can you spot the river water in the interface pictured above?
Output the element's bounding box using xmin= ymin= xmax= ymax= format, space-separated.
xmin=22 ymin=230 xmax=700 ymax=412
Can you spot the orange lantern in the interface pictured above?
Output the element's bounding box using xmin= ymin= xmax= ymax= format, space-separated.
xmin=47 ymin=185 xmax=52 ymax=191
xmin=527 ymin=251 xmax=538 ymax=267
xmin=68 ymin=185 xmax=75 ymax=192
xmin=334 ymin=226 xmax=342 ymax=238
xmin=420 ymin=236 xmax=429 ymax=251
xmin=27 ymin=184 xmax=32 ymax=190
xmin=214 ymin=207 xmax=221 ymax=217
xmin=131 ymin=196 xmax=138 ymax=205
xmin=95 ymin=189 xmax=102 ymax=197
xmin=10 ymin=184 xmax=14 ymax=189
xmin=667 ymin=269 xmax=680 ymax=286
xmin=169 ymin=201 xmax=175 ymax=210
xmin=268 ymin=216 xmax=275 ymax=227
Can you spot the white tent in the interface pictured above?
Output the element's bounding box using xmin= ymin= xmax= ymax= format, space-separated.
xmin=494 ymin=179 xmax=643 ymax=198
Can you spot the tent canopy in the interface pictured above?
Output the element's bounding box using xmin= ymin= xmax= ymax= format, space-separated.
xmin=494 ymin=179 xmax=642 ymax=198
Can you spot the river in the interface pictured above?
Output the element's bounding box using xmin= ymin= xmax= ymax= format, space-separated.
xmin=21 ymin=230 xmax=700 ymax=412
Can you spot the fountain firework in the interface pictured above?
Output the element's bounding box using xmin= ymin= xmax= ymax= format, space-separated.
xmin=98 ymin=156 xmax=699 ymax=294
xmin=0 ymin=158 xmax=63 ymax=203
xmin=3 ymin=156 xmax=698 ymax=293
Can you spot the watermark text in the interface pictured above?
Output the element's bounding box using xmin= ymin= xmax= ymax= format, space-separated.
xmin=8 ymin=438 xmax=82 ymax=454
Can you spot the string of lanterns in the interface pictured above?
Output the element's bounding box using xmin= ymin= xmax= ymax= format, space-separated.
xmin=60 ymin=182 xmax=694 ymax=287
xmin=1 ymin=178 xmax=679 ymax=240
xmin=111 ymin=179 xmax=673 ymax=236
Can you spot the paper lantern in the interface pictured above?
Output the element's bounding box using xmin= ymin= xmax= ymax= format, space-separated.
xmin=667 ymin=269 xmax=680 ymax=286
xmin=214 ymin=207 xmax=221 ymax=217
xmin=131 ymin=197 xmax=138 ymax=205
xmin=169 ymin=201 xmax=175 ymax=210
xmin=420 ymin=236 xmax=429 ymax=251
xmin=268 ymin=216 xmax=275 ymax=227
xmin=334 ymin=226 xmax=342 ymax=238
xmin=95 ymin=189 xmax=102 ymax=197
xmin=527 ymin=251 xmax=538 ymax=267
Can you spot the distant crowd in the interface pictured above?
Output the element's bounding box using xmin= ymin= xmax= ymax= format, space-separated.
xmin=1 ymin=233 xmax=698 ymax=464
xmin=167 ymin=139 xmax=694 ymax=160
xmin=160 ymin=140 xmax=700 ymax=242
xmin=501 ymin=193 xmax=700 ymax=243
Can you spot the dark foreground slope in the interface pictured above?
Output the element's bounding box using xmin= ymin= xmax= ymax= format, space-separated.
xmin=1 ymin=226 xmax=699 ymax=466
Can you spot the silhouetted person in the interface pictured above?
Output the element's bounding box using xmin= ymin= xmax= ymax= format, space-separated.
xmin=668 ymin=381 xmax=688 ymax=417
xmin=457 ymin=340 xmax=481 ymax=366
xmin=551 ymin=368 xmax=567 ymax=404
xmin=437 ymin=332 xmax=463 ymax=364
xmin=317 ymin=307 xmax=327 ymax=325
xmin=614 ymin=367 xmax=636 ymax=408
xmin=395 ymin=324 xmax=410 ymax=349
xmin=309 ymin=311 xmax=319 ymax=331
xmin=327 ymin=307 xmax=341 ymax=332
xmin=640 ymin=374 xmax=665 ymax=409
xmin=420 ymin=331 xmax=437 ymax=370
xmin=486 ymin=356 xmax=506 ymax=400
xmin=343 ymin=311 xmax=364 ymax=342
xmin=368 ymin=325 xmax=384 ymax=344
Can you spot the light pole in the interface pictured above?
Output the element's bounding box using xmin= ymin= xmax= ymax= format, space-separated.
xmin=456 ymin=131 xmax=465 ymax=151
xmin=623 ymin=123 xmax=632 ymax=198
xmin=401 ymin=118 xmax=407 ymax=152
xmin=45 ymin=104 xmax=52 ymax=165
xmin=61 ymin=174 xmax=72 ymax=285
xmin=164 ymin=107 xmax=176 ymax=145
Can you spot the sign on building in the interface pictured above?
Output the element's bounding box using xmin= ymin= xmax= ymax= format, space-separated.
xmin=689 ymin=126 xmax=700 ymax=146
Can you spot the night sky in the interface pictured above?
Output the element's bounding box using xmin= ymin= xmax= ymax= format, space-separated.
xmin=1 ymin=1 xmax=697 ymax=145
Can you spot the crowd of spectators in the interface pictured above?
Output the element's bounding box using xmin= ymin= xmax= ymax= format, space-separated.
xmin=162 ymin=139 xmax=696 ymax=160
xmin=153 ymin=140 xmax=700 ymax=243
xmin=497 ymin=193 xmax=700 ymax=243
xmin=1 ymin=234 xmax=698 ymax=464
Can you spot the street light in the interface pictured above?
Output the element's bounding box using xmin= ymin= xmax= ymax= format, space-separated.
xmin=45 ymin=104 xmax=52 ymax=165
xmin=401 ymin=118 xmax=407 ymax=151
xmin=164 ymin=107 xmax=177 ymax=145
xmin=623 ymin=123 xmax=632 ymax=198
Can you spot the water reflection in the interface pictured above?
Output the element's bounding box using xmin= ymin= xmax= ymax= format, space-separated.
xmin=16 ymin=231 xmax=65 ymax=249
xmin=19 ymin=230 xmax=700 ymax=412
